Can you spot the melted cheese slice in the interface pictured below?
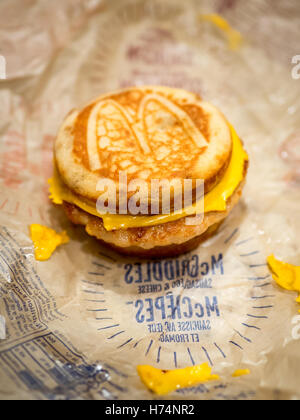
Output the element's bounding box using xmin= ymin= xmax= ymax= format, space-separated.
xmin=137 ymin=363 xmax=220 ymax=395
xmin=49 ymin=125 xmax=248 ymax=231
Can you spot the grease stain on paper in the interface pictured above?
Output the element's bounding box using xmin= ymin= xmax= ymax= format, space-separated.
xmin=268 ymin=255 xmax=300 ymax=312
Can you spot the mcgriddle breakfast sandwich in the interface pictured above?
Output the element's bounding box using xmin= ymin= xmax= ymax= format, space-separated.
xmin=50 ymin=86 xmax=248 ymax=258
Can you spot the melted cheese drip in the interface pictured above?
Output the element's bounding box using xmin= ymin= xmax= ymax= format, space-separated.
xmin=268 ymin=255 xmax=300 ymax=311
xmin=49 ymin=125 xmax=248 ymax=231
xmin=200 ymin=14 xmax=243 ymax=51
xmin=30 ymin=224 xmax=69 ymax=261
xmin=137 ymin=364 xmax=220 ymax=395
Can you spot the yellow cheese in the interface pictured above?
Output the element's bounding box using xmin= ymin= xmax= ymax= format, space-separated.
xmin=268 ymin=255 xmax=300 ymax=311
xmin=137 ymin=363 xmax=220 ymax=395
xmin=30 ymin=224 xmax=69 ymax=261
xmin=49 ymin=125 xmax=248 ymax=231
xmin=232 ymin=369 xmax=251 ymax=378
xmin=200 ymin=14 xmax=243 ymax=51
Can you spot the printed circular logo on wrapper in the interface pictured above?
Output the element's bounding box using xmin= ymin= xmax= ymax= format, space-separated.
xmin=81 ymin=215 xmax=286 ymax=378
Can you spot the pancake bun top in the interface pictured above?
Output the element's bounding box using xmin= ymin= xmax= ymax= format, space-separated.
xmin=55 ymin=86 xmax=233 ymax=206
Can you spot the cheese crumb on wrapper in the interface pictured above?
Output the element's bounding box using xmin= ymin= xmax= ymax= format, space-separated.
xmin=232 ymin=369 xmax=251 ymax=378
xmin=30 ymin=224 xmax=69 ymax=261
xmin=137 ymin=363 xmax=220 ymax=395
xmin=268 ymin=255 xmax=300 ymax=312
xmin=200 ymin=14 xmax=243 ymax=51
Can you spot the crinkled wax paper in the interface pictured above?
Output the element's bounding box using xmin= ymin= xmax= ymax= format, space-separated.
xmin=0 ymin=0 xmax=300 ymax=400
